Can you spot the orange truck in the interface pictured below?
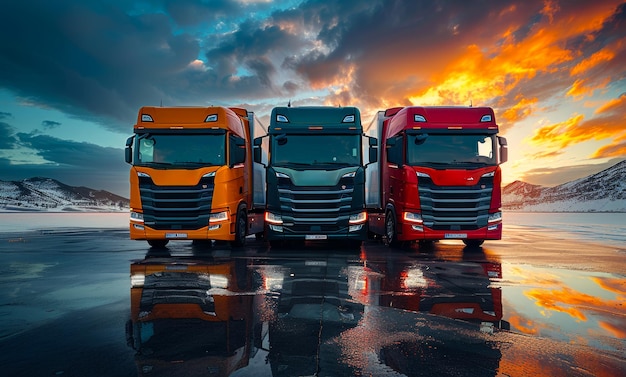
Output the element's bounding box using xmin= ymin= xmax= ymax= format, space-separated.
xmin=125 ymin=257 xmax=259 ymax=376
xmin=124 ymin=106 xmax=266 ymax=248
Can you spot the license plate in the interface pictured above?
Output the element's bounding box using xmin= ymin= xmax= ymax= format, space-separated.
xmin=305 ymin=234 xmax=327 ymax=240
xmin=166 ymin=233 xmax=188 ymax=239
xmin=305 ymin=260 xmax=327 ymax=266
xmin=444 ymin=233 xmax=467 ymax=239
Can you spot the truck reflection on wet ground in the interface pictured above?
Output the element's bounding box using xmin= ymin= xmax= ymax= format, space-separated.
xmin=125 ymin=239 xmax=515 ymax=376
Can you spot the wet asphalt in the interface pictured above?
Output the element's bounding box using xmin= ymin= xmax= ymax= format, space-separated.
xmin=0 ymin=226 xmax=624 ymax=377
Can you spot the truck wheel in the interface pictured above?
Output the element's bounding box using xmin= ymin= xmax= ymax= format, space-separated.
xmin=231 ymin=209 xmax=247 ymax=247
xmin=148 ymin=239 xmax=169 ymax=248
xmin=385 ymin=212 xmax=400 ymax=248
xmin=463 ymin=239 xmax=484 ymax=248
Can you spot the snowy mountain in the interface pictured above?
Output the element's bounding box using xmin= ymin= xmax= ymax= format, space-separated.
xmin=0 ymin=177 xmax=129 ymax=212
xmin=503 ymin=160 xmax=626 ymax=212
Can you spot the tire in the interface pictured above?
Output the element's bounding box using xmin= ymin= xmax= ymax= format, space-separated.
xmin=385 ymin=211 xmax=400 ymax=248
xmin=463 ymin=239 xmax=484 ymax=248
xmin=231 ymin=209 xmax=247 ymax=247
xmin=147 ymin=239 xmax=169 ymax=248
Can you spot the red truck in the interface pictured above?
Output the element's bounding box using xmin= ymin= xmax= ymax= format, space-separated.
xmin=366 ymin=106 xmax=508 ymax=248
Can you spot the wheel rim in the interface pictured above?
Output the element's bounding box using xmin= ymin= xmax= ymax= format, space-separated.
xmin=237 ymin=212 xmax=246 ymax=243
xmin=386 ymin=215 xmax=394 ymax=243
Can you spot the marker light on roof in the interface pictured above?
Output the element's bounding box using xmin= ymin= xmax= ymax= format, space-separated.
xmin=342 ymin=115 xmax=355 ymax=123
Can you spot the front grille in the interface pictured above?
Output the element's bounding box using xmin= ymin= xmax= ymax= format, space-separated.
xmin=139 ymin=175 xmax=214 ymax=230
xmin=277 ymin=177 xmax=354 ymax=234
xmin=140 ymin=272 xmax=215 ymax=314
xmin=418 ymin=175 xmax=493 ymax=230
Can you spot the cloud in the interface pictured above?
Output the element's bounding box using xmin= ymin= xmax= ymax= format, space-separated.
xmin=1 ymin=132 xmax=129 ymax=196
xmin=0 ymin=122 xmax=18 ymax=149
xmin=0 ymin=112 xmax=13 ymax=120
xmin=518 ymin=158 xmax=624 ymax=186
xmin=0 ymin=0 xmax=624 ymax=149
xmin=528 ymin=94 xmax=626 ymax=158
xmin=41 ymin=120 xmax=62 ymax=129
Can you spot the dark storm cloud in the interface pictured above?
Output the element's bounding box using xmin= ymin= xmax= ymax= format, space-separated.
xmin=0 ymin=122 xmax=18 ymax=149
xmin=17 ymin=133 xmax=123 ymax=169
xmin=3 ymin=133 xmax=130 ymax=196
xmin=1 ymin=0 xmax=624 ymax=140
xmin=0 ymin=112 xmax=12 ymax=120
xmin=42 ymin=120 xmax=62 ymax=129
xmin=0 ymin=0 xmax=201 ymax=133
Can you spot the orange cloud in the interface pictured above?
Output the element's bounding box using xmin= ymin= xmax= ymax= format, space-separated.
xmin=508 ymin=315 xmax=540 ymax=335
xmin=570 ymin=48 xmax=615 ymax=77
xmin=524 ymin=275 xmax=626 ymax=324
xmin=528 ymin=94 xmax=626 ymax=154
xmin=599 ymin=321 xmax=626 ymax=339
xmin=590 ymin=276 xmax=626 ymax=297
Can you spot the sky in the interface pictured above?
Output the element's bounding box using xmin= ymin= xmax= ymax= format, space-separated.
xmin=0 ymin=0 xmax=625 ymax=198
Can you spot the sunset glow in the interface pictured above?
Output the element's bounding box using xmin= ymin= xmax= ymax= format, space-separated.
xmin=0 ymin=0 xmax=624 ymax=196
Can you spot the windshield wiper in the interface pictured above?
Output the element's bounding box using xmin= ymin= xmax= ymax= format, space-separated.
xmin=142 ymin=161 xmax=173 ymax=166
xmin=176 ymin=161 xmax=216 ymax=166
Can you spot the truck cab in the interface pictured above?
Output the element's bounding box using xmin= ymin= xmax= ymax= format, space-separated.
xmin=366 ymin=106 xmax=508 ymax=248
xmin=125 ymin=106 xmax=266 ymax=248
xmin=254 ymin=106 xmax=377 ymax=247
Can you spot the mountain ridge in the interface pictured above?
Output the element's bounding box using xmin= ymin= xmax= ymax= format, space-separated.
xmin=0 ymin=177 xmax=129 ymax=212
xmin=502 ymin=159 xmax=626 ymax=212
xmin=2 ymin=160 xmax=625 ymax=212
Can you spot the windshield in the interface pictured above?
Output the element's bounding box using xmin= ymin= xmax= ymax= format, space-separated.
xmin=271 ymin=134 xmax=360 ymax=167
xmin=406 ymin=134 xmax=496 ymax=166
xmin=135 ymin=134 xmax=226 ymax=167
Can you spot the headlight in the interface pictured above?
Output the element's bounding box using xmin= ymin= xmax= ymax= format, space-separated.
xmin=416 ymin=171 xmax=430 ymax=178
xmin=488 ymin=211 xmax=502 ymax=223
xmin=275 ymin=171 xmax=289 ymax=178
xmin=209 ymin=274 xmax=229 ymax=289
xmin=482 ymin=171 xmax=495 ymax=178
xmin=265 ymin=212 xmax=283 ymax=225
xmin=349 ymin=211 xmax=367 ymax=224
xmin=403 ymin=212 xmax=422 ymax=223
xmin=209 ymin=211 xmax=229 ymax=223
xmin=130 ymin=274 xmax=145 ymax=287
xmin=130 ymin=211 xmax=144 ymax=222
xmin=342 ymin=171 xmax=357 ymax=178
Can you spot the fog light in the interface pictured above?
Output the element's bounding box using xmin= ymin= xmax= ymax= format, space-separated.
xmin=269 ymin=224 xmax=283 ymax=232
xmin=411 ymin=225 xmax=423 ymax=231
xmin=349 ymin=224 xmax=363 ymax=232
xmin=133 ymin=224 xmax=145 ymax=230
xmin=209 ymin=224 xmax=220 ymax=231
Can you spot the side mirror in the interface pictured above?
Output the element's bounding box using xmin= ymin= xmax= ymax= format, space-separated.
xmin=230 ymin=135 xmax=246 ymax=167
xmin=498 ymin=136 xmax=508 ymax=164
xmin=386 ymin=136 xmax=403 ymax=166
xmin=125 ymin=136 xmax=134 ymax=164
xmin=253 ymin=137 xmax=263 ymax=164
xmin=368 ymin=137 xmax=378 ymax=164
